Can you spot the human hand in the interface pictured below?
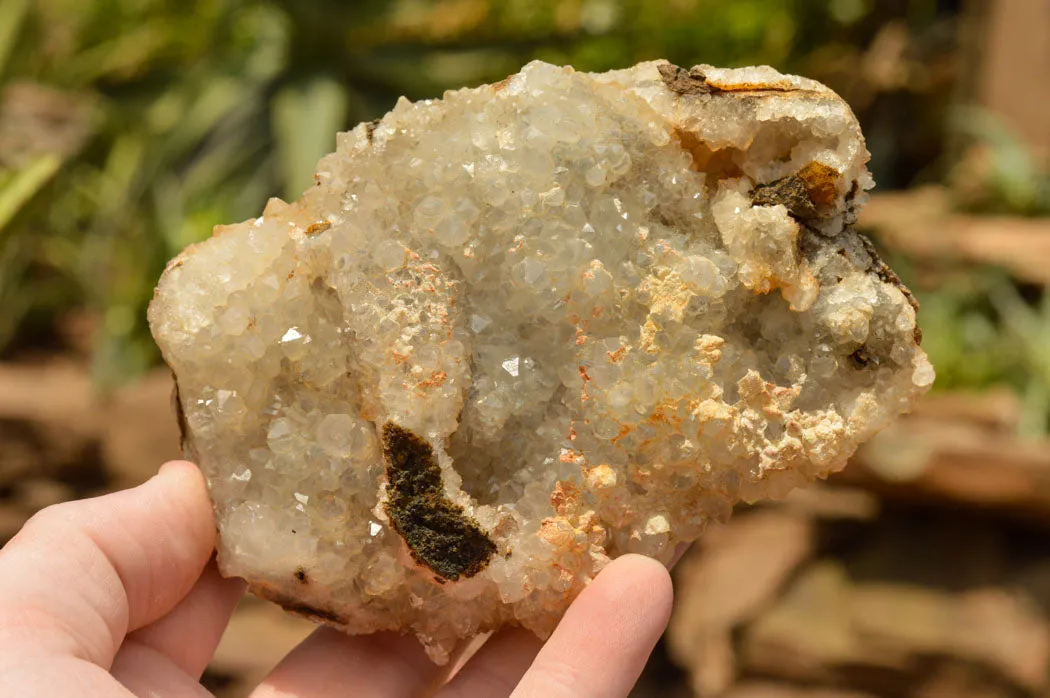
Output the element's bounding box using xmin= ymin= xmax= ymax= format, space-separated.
xmin=0 ymin=461 xmax=673 ymax=697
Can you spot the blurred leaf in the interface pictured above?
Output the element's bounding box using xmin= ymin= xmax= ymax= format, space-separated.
xmin=0 ymin=153 xmax=61 ymax=239
xmin=948 ymin=106 xmax=1050 ymax=216
xmin=272 ymin=76 xmax=348 ymax=200
xmin=0 ymin=0 xmax=31 ymax=77
xmin=157 ymin=77 xmax=255 ymax=161
xmin=61 ymin=21 xmax=172 ymax=85
xmin=990 ymin=281 xmax=1050 ymax=384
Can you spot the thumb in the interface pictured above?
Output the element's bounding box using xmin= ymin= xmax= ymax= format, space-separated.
xmin=0 ymin=461 xmax=216 ymax=669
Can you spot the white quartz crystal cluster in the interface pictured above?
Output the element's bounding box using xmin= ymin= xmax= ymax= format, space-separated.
xmin=148 ymin=60 xmax=933 ymax=661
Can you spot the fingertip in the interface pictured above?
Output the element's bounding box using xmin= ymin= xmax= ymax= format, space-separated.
xmin=509 ymin=554 xmax=674 ymax=697
xmin=601 ymin=554 xmax=674 ymax=607
xmin=157 ymin=459 xmax=205 ymax=486
xmin=641 ymin=556 xmax=675 ymax=626
xmin=152 ymin=461 xmax=214 ymax=534
xmin=585 ymin=554 xmax=674 ymax=648
xmin=606 ymin=552 xmax=672 ymax=578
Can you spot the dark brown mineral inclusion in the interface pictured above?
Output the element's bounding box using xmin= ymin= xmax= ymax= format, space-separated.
xmin=381 ymin=422 xmax=496 ymax=581
xmin=750 ymin=173 xmax=820 ymax=221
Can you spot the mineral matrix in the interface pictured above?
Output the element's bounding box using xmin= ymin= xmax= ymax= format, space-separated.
xmin=149 ymin=60 xmax=933 ymax=661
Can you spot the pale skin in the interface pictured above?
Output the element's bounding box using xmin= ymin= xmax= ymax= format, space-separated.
xmin=0 ymin=461 xmax=674 ymax=697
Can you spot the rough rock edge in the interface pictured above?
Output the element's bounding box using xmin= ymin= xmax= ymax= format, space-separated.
xmin=657 ymin=62 xmax=822 ymax=96
xmin=746 ymin=170 xmax=922 ymax=345
xmin=660 ymin=61 xmax=921 ymax=338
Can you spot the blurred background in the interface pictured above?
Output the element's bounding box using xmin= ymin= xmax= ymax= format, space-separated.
xmin=0 ymin=0 xmax=1048 ymax=695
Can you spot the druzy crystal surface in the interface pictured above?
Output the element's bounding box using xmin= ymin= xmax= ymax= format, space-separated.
xmin=148 ymin=61 xmax=933 ymax=660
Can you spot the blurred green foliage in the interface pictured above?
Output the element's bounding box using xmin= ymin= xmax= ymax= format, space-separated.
xmin=947 ymin=107 xmax=1050 ymax=217
xmin=0 ymin=0 xmax=1046 ymax=425
xmin=902 ymin=266 xmax=1050 ymax=436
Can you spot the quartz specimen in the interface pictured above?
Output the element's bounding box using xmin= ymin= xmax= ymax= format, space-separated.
xmin=148 ymin=60 xmax=934 ymax=661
